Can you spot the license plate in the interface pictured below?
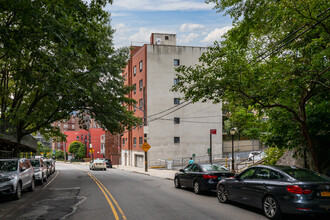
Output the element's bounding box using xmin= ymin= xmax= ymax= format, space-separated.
xmin=97 ymin=163 xmax=102 ymax=165
xmin=321 ymin=191 xmax=330 ymax=197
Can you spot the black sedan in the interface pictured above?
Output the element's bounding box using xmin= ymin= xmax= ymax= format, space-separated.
xmin=216 ymin=165 xmax=330 ymax=219
xmin=174 ymin=163 xmax=235 ymax=194
xmin=105 ymin=159 xmax=112 ymax=168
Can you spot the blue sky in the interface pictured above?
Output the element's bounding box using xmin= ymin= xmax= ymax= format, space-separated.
xmin=106 ymin=0 xmax=233 ymax=48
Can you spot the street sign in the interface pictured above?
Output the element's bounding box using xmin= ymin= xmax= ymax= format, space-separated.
xmin=210 ymin=129 xmax=217 ymax=134
xmin=141 ymin=142 xmax=151 ymax=152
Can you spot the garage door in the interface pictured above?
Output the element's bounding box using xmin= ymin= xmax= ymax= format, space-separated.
xmin=135 ymin=155 xmax=144 ymax=168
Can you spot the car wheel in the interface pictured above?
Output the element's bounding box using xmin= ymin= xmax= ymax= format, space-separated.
xmin=13 ymin=183 xmax=22 ymax=200
xmin=193 ymin=180 xmax=201 ymax=194
xmin=263 ymin=196 xmax=281 ymax=220
xmin=217 ymin=185 xmax=229 ymax=203
xmin=28 ymin=178 xmax=35 ymax=192
xmin=174 ymin=177 xmax=181 ymax=188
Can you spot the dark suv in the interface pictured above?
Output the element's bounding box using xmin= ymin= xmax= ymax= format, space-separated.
xmin=105 ymin=159 xmax=112 ymax=168
xmin=0 ymin=158 xmax=35 ymax=200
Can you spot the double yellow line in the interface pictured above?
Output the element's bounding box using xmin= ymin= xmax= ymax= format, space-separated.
xmin=75 ymin=167 xmax=127 ymax=220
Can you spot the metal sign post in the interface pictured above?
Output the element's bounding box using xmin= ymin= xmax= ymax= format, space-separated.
xmin=210 ymin=129 xmax=217 ymax=164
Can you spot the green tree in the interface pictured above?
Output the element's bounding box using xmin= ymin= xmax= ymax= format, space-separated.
xmin=173 ymin=0 xmax=329 ymax=172
xmin=223 ymin=105 xmax=265 ymax=140
xmin=77 ymin=144 xmax=87 ymax=159
xmin=54 ymin=149 xmax=66 ymax=160
xmin=68 ymin=141 xmax=82 ymax=157
xmin=36 ymin=142 xmax=51 ymax=156
xmin=0 ymin=0 xmax=138 ymax=147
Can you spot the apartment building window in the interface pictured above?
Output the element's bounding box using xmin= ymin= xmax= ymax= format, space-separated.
xmin=139 ymin=137 xmax=143 ymax=147
xmin=101 ymin=143 xmax=105 ymax=154
xmin=174 ymin=137 xmax=180 ymax=143
xmin=174 ymin=59 xmax=180 ymax=66
xmin=72 ymin=119 xmax=75 ymax=123
xmin=174 ymin=98 xmax=180 ymax=105
xmin=139 ymin=61 xmax=143 ymax=72
xmin=174 ymin=78 xmax=179 ymax=85
xmin=174 ymin=117 xmax=180 ymax=124
xmin=139 ymin=80 xmax=143 ymax=91
xmin=76 ymin=136 xmax=79 ymax=141
xmin=133 ymin=66 xmax=136 ymax=76
xmin=81 ymin=135 xmax=83 ymax=141
xmin=123 ymin=138 xmax=125 ymax=147
xmin=72 ymin=125 xmax=75 ymax=130
xmin=63 ymin=124 xmax=68 ymax=129
xmin=134 ymin=84 xmax=136 ymax=94
xmin=133 ymin=137 xmax=136 ymax=148
xmin=139 ymin=99 xmax=143 ymax=108
xmin=165 ymin=35 xmax=169 ymax=40
xmin=134 ymin=104 xmax=136 ymax=112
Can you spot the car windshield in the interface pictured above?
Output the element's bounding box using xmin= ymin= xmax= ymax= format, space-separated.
xmin=201 ymin=164 xmax=228 ymax=172
xmin=94 ymin=160 xmax=104 ymax=163
xmin=283 ymin=168 xmax=330 ymax=182
xmin=0 ymin=160 xmax=18 ymax=172
xmin=30 ymin=160 xmax=40 ymax=167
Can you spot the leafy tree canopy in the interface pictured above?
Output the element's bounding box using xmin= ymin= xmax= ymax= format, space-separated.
xmin=0 ymin=0 xmax=138 ymax=144
xmin=77 ymin=143 xmax=87 ymax=159
xmin=173 ymin=0 xmax=329 ymax=172
xmin=68 ymin=141 xmax=82 ymax=155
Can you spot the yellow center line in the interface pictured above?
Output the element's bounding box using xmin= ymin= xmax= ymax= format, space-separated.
xmin=89 ymin=172 xmax=127 ymax=220
xmin=86 ymin=172 xmax=119 ymax=220
xmin=70 ymin=165 xmax=126 ymax=220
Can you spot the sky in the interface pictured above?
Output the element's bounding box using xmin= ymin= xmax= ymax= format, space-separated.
xmin=105 ymin=0 xmax=233 ymax=49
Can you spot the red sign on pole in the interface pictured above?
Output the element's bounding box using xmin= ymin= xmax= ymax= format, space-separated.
xmin=210 ymin=129 xmax=217 ymax=135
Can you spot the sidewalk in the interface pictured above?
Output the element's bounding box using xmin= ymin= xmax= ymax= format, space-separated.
xmin=114 ymin=165 xmax=178 ymax=180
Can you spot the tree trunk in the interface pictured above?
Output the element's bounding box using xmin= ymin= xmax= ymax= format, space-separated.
xmin=301 ymin=122 xmax=320 ymax=172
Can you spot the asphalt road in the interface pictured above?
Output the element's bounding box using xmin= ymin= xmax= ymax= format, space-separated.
xmin=0 ymin=163 xmax=328 ymax=220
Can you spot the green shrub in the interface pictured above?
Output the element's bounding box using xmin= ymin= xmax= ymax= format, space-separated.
xmin=263 ymin=147 xmax=285 ymax=165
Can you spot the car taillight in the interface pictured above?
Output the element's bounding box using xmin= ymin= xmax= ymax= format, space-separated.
xmin=287 ymin=185 xmax=312 ymax=194
xmin=203 ymin=175 xmax=218 ymax=179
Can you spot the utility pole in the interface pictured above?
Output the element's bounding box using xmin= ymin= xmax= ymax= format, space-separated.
xmin=143 ymin=86 xmax=148 ymax=172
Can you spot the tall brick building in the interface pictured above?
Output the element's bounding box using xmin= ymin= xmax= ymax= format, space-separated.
xmin=119 ymin=33 xmax=223 ymax=168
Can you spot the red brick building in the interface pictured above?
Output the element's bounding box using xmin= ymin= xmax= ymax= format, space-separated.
xmin=52 ymin=114 xmax=105 ymax=159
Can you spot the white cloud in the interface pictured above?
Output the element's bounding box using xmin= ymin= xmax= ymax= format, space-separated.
xmin=110 ymin=0 xmax=214 ymax=11
xmin=178 ymin=33 xmax=199 ymax=44
xmin=180 ymin=23 xmax=205 ymax=32
xmin=201 ymin=26 xmax=232 ymax=43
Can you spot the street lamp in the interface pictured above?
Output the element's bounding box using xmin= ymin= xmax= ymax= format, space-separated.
xmin=230 ymin=128 xmax=236 ymax=172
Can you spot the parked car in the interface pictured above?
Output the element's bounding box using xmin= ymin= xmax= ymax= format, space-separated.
xmin=89 ymin=159 xmax=107 ymax=170
xmin=174 ymin=163 xmax=235 ymax=194
xmin=105 ymin=159 xmax=112 ymax=168
xmin=216 ymin=165 xmax=330 ymax=219
xmin=29 ymin=158 xmax=48 ymax=185
xmin=0 ymin=158 xmax=35 ymax=200
xmin=44 ymin=159 xmax=55 ymax=175
xmin=248 ymin=151 xmax=265 ymax=161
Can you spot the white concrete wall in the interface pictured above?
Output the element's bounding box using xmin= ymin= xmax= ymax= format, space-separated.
xmin=146 ymin=45 xmax=223 ymax=162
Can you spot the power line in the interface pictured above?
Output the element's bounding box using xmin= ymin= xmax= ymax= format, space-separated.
xmin=158 ymin=118 xmax=221 ymax=124
xmin=148 ymin=102 xmax=192 ymax=123
xmin=147 ymin=100 xmax=187 ymax=118
xmin=250 ymin=7 xmax=330 ymax=66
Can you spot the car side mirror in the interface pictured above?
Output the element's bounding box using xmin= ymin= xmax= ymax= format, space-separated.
xmin=179 ymin=169 xmax=185 ymax=172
